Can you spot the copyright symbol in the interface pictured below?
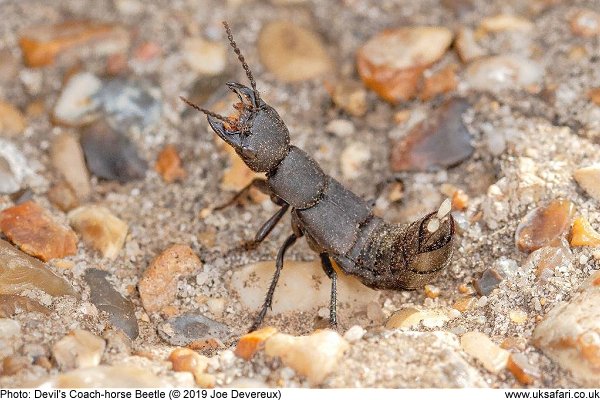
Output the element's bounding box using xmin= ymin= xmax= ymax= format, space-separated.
xmin=172 ymin=390 xmax=181 ymax=398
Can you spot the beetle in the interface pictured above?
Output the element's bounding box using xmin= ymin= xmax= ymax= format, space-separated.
xmin=181 ymin=22 xmax=455 ymax=332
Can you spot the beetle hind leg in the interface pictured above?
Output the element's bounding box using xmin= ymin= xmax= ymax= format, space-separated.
xmin=320 ymin=253 xmax=338 ymax=329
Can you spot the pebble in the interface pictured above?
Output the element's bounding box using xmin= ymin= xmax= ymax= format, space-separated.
xmin=340 ymin=142 xmax=370 ymax=180
xmin=424 ymin=284 xmax=441 ymax=298
xmin=533 ymin=270 xmax=600 ymax=386
xmin=155 ymin=144 xmax=186 ymax=183
xmin=525 ymin=242 xmax=572 ymax=280
xmin=460 ymin=331 xmax=509 ymax=373
xmin=81 ymin=120 xmax=147 ymax=182
xmin=0 ymin=294 xmax=50 ymax=317
xmin=138 ymin=244 xmax=202 ymax=313
xmin=235 ymin=327 xmax=278 ymax=361
xmin=326 ymin=80 xmax=367 ymax=117
xmin=419 ymin=64 xmax=458 ymax=101
xmin=573 ymin=164 xmax=600 ymax=201
xmin=570 ymin=9 xmax=600 ymax=37
xmin=51 ymin=329 xmax=106 ymax=370
xmin=0 ymin=319 xmax=21 ymax=359
xmin=473 ymin=268 xmax=503 ymax=296
xmin=507 ymin=353 xmax=539 ymax=385
xmin=68 ymin=205 xmax=128 ymax=259
xmin=231 ymin=260 xmax=378 ymax=315
xmin=158 ymin=311 xmax=231 ymax=346
xmin=386 ymin=307 xmax=449 ymax=329
xmin=357 ymin=27 xmax=452 ymax=103
xmin=19 ymin=20 xmax=130 ymax=67
xmin=455 ymin=28 xmax=486 ymax=63
xmin=478 ymin=14 xmax=533 ymax=33
xmin=182 ymin=37 xmax=227 ymax=76
xmin=264 ymin=329 xmax=349 ymax=385
xmin=53 ymin=72 xmax=102 ymax=126
xmin=33 ymin=365 xmax=170 ymax=387
xmin=343 ymin=325 xmax=366 ymax=343
xmin=84 ymin=269 xmax=139 ymax=339
xmin=589 ymin=88 xmax=600 ymax=106
xmin=220 ymin=144 xmax=266 ymax=202
xmin=2 ymin=355 xmax=30 ymax=376
xmin=0 ymin=239 xmax=75 ymax=297
xmin=452 ymin=296 xmax=476 ymax=312
xmin=0 ymin=101 xmax=26 ymax=137
xmin=515 ymin=199 xmax=575 ymax=253
xmin=466 ymin=55 xmax=543 ymax=91
xmin=0 ymin=201 xmax=78 ymax=261
xmin=50 ymin=132 xmax=92 ymax=200
xmin=168 ymin=348 xmax=211 ymax=387
xmin=258 ymin=21 xmax=333 ymax=82
xmin=47 ymin=181 xmax=79 ymax=212
xmin=390 ymin=98 xmax=473 ymax=172
xmin=0 ymin=156 xmax=20 ymax=194
xmin=325 ymin=119 xmax=355 ymax=137
xmin=509 ymin=309 xmax=528 ymax=325
xmin=570 ymin=216 xmax=600 ymax=247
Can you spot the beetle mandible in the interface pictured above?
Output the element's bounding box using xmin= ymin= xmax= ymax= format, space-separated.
xmin=181 ymin=22 xmax=455 ymax=332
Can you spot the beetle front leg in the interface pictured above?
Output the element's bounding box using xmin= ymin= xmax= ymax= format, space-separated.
xmin=320 ymin=253 xmax=338 ymax=328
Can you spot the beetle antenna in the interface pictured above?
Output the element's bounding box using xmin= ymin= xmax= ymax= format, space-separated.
xmin=223 ymin=21 xmax=260 ymax=102
xmin=179 ymin=96 xmax=228 ymax=122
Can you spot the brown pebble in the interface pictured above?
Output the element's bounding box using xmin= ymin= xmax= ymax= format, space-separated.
xmin=0 ymin=201 xmax=78 ymax=261
xmin=235 ymin=327 xmax=278 ymax=361
xmin=526 ymin=244 xmax=571 ymax=279
xmin=47 ymin=181 xmax=79 ymax=212
xmin=419 ymin=64 xmax=458 ymax=101
xmin=168 ymin=348 xmax=209 ymax=384
xmin=155 ymin=144 xmax=186 ymax=183
xmin=0 ymin=294 xmax=50 ymax=317
xmin=33 ymin=356 xmax=53 ymax=371
xmin=325 ymin=80 xmax=368 ymax=117
xmin=473 ymin=268 xmax=503 ymax=296
xmin=570 ymin=216 xmax=600 ymax=247
xmin=68 ymin=205 xmax=128 ymax=259
xmin=138 ymin=245 xmax=202 ymax=313
xmin=453 ymin=296 xmax=476 ymax=312
xmin=515 ymin=199 xmax=575 ymax=253
xmin=588 ymin=88 xmax=600 ymax=106
xmin=19 ymin=20 xmax=130 ymax=67
xmin=500 ymin=336 xmax=528 ymax=351
xmin=220 ymin=144 xmax=268 ymax=204
xmin=451 ymin=189 xmax=469 ymax=211
xmin=507 ymin=353 xmax=539 ymax=385
xmin=1 ymin=355 xmax=30 ymax=376
xmin=424 ymin=284 xmax=441 ymax=298
xmin=50 ymin=131 xmax=91 ymax=200
xmin=0 ymin=101 xmax=26 ymax=137
xmin=390 ymin=98 xmax=473 ymax=172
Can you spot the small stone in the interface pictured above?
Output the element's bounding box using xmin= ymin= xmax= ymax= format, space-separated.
xmin=589 ymin=88 xmax=600 ymax=106
xmin=526 ymin=243 xmax=572 ymax=280
xmin=0 ymin=294 xmax=49 ymax=317
xmin=326 ymin=80 xmax=367 ymax=117
xmin=343 ymin=325 xmax=366 ymax=343
xmin=265 ymin=329 xmax=349 ymax=385
xmin=158 ymin=312 xmax=231 ymax=346
xmin=53 ymin=72 xmax=102 ymax=126
xmin=424 ymin=284 xmax=441 ymax=298
xmin=68 ymin=205 xmax=128 ymax=259
xmin=451 ymin=189 xmax=469 ymax=211
xmin=515 ymin=199 xmax=575 ymax=253
xmin=81 ymin=120 xmax=147 ymax=182
xmin=507 ymin=353 xmax=539 ymax=385
xmin=0 ymin=201 xmax=78 ymax=261
xmin=47 ymin=181 xmax=79 ymax=212
xmin=231 ymin=260 xmax=378 ymax=315
xmin=2 ymin=355 xmax=30 ymax=376
xmin=325 ymin=119 xmax=355 ymax=137
xmin=533 ymin=270 xmax=600 ymax=386
xmin=570 ymin=216 xmax=600 ymax=247
xmin=155 ymin=144 xmax=186 ymax=183
xmin=52 ymin=329 xmax=106 ymax=371
xmin=390 ymin=98 xmax=472 ymax=172
xmin=501 ymin=337 xmax=528 ymax=351
xmin=258 ymin=21 xmax=333 ymax=82
xmin=0 ymin=239 xmax=75 ymax=297
xmin=235 ymin=327 xmax=278 ymax=361
xmin=509 ymin=309 xmax=528 ymax=325
xmin=574 ymin=164 xmax=600 ymax=201
xmin=357 ymin=27 xmax=453 ymax=103
xmin=466 ymin=55 xmax=543 ymax=92
xmin=455 ymin=28 xmax=486 ymax=63
xmin=460 ymin=331 xmax=509 ymax=373
xmin=138 ymin=244 xmax=202 ymax=313
xmin=84 ymin=269 xmax=139 ymax=339
xmin=19 ymin=21 xmax=130 ymax=68
xmin=50 ymin=132 xmax=92 ymax=200
xmin=182 ymin=37 xmax=227 ymax=76
xmin=0 ymin=156 xmax=20 ymax=194
xmin=32 ymin=365 xmax=170 ymax=387
xmin=570 ymin=10 xmax=600 ymax=37
xmin=453 ymin=296 xmax=476 ymax=312
xmin=419 ymin=64 xmax=458 ymax=101
xmin=473 ymin=268 xmax=503 ymax=296
xmin=0 ymin=318 xmax=21 ymax=339
xmin=340 ymin=142 xmax=370 ymax=180
xmin=0 ymin=101 xmax=26 ymax=137
xmin=168 ymin=348 xmax=210 ymax=386
xmin=386 ymin=307 xmax=449 ymax=329
xmin=478 ymin=14 xmax=533 ymax=33
xmin=206 ymin=297 xmax=225 ymax=317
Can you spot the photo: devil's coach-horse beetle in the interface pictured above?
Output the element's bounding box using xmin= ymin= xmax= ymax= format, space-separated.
xmin=181 ymin=22 xmax=455 ymax=332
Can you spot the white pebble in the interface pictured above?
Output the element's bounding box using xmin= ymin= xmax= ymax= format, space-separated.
xmin=325 ymin=119 xmax=355 ymax=137
xmin=343 ymin=325 xmax=366 ymax=343
xmin=579 ymin=254 xmax=589 ymax=265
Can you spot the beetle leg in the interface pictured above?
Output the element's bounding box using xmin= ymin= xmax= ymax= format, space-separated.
xmin=214 ymin=178 xmax=271 ymax=211
xmin=249 ymin=233 xmax=301 ymax=332
xmin=243 ymin=203 xmax=290 ymax=250
xmin=320 ymin=253 xmax=338 ymax=328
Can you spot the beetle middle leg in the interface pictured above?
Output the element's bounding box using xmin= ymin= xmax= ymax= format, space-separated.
xmin=320 ymin=253 xmax=338 ymax=328
xmin=249 ymin=232 xmax=301 ymax=332
xmin=214 ymin=178 xmax=271 ymax=211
